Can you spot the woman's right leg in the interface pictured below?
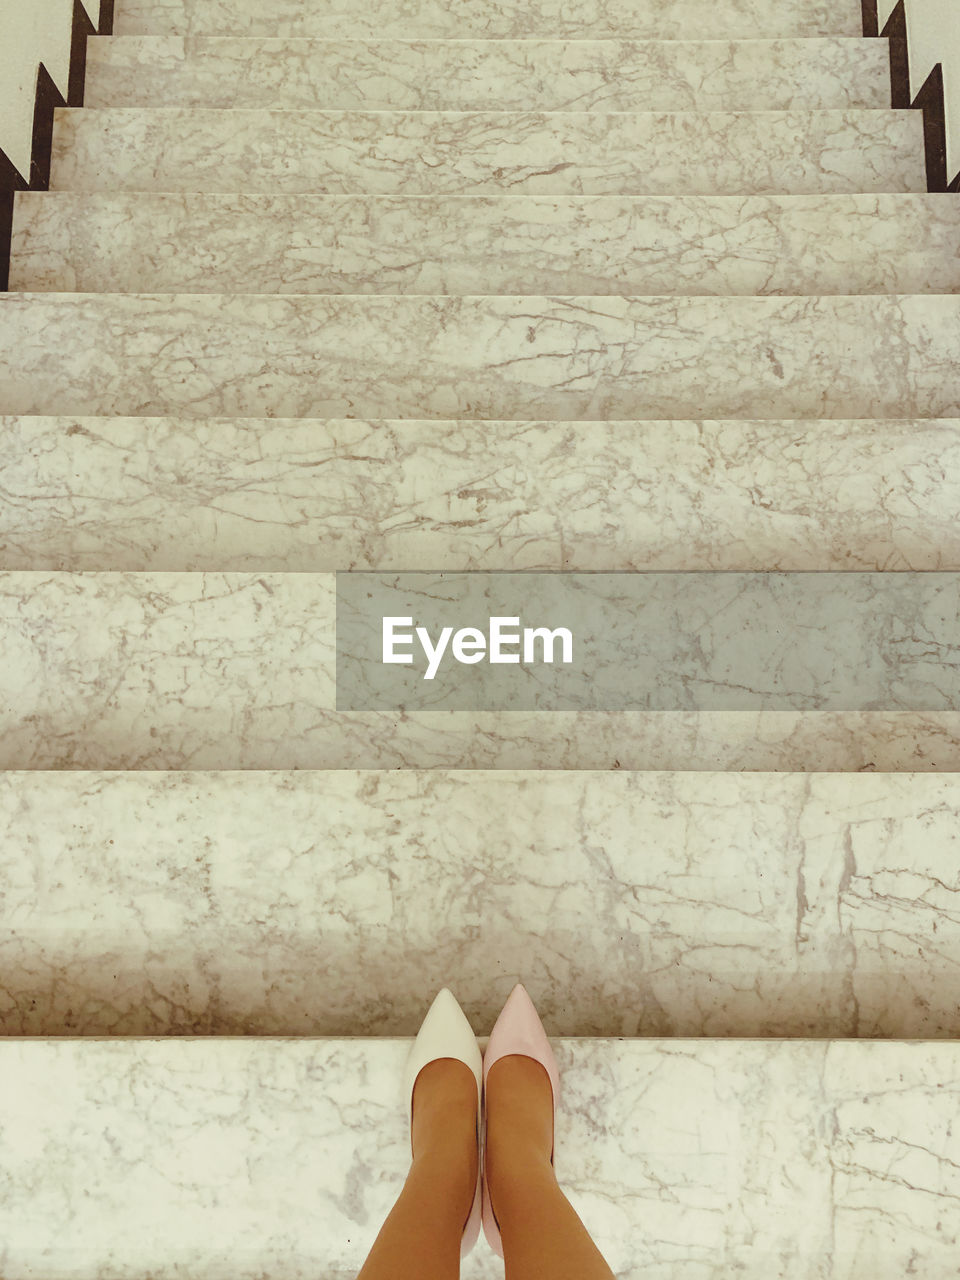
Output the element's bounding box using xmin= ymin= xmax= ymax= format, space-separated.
xmin=357 ymin=1058 xmax=478 ymax=1280
xmin=484 ymin=1054 xmax=616 ymax=1280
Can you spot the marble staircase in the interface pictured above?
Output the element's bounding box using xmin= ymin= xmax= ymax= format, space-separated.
xmin=2 ymin=0 xmax=960 ymax=1274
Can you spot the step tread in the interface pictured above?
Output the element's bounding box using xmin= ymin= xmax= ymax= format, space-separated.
xmin=1 ymin=1036 xmax=957 ymax=1277
xmin=2 ymin=416 xmax=960 ymax=572
xmin=2 ymin=768 xmax=959 ymax=1038
xmin=111 ymin=0 xmax=866 ymax=40
xmin=2 ymin=292 xmax=959 ymax=420
xmin=48 ymin=107 xmax=927 ymax=197
xmin=83 ymin=35 xmax=892 ymax=112
xmin=11 ymin=192 xmax=960 ymax=295
xmin=1 ymin=570 xmax=960 ymax=771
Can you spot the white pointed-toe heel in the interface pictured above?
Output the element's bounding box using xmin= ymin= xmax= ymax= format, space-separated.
xmin=481 ymin=982 xmax=561 ymax=1258
xmin=403 ymin=987 xmax=483 ymax=1257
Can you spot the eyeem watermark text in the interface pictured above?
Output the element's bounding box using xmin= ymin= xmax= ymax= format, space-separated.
xmin=383 ymin=616 xmax=574 ymax=680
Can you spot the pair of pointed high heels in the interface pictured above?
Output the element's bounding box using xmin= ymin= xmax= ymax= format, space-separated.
xmin=403 ymin=982 xmax=560 ymax=1258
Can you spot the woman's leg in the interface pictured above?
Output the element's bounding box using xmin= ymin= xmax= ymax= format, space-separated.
xmin=484 ymin=1055 xmax=616 ymax=1280
xmin=357 ymin=1057 xmax=479 ymax=1280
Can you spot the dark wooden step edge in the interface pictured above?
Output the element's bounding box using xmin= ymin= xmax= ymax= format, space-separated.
xmin=863 ymin=0 xmax=960 ymax=192
xmin=1 ymin=0 xmax=115 ymax=290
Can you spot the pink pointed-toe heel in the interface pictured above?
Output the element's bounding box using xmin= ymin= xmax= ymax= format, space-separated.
xmin=404 ymin=987 xmax=483 ymax=1257
xmin=481 ymin=982 xmax=561 ymax=1258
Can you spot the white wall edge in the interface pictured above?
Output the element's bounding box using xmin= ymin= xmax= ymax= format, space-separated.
xmin=0 ymin=0 xmax=102 ymax=182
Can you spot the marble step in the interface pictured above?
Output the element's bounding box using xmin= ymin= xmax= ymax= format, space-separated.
xmin=1 ymin=1037 xmax=957 ymax=1278
xmin=2 ymin=293 xmax=960 ymax=421
xmin=4 ymin=768 xmax=960 ymax=1037
xmin=2 ymin=570 xmax=960 ymax=771
xmin=112 ymin=0 xmax=866 ymax=41
xmin=84 ymin=36 xmax=893 ymax=112
xmin=12 ymin=194 xmax=960 ymax=296
xmin=2 ymin=417 xmax=960 ymax=572
xmin=47 ymin=108 xmax=927 ymax=197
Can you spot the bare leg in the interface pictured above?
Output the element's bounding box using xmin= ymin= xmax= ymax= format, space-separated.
xmin=357 ymin=1058 xmax=479 ymax=1280
xmin=484 ymin=1055 xmax=616 ymax=1280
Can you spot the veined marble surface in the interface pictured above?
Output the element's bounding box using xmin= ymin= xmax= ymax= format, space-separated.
xmin=2 ymin=572 xmax=960 ymax=768
xmin=48 ymin=107 xmax=926 ymax=197
xmin=3 ymin=293 xmax=960 ymax=421
xmin=12 ymin=194 xmax=960 ymax=296
xmin=0 ymin=1037 xmax=957 ymax=1277
xmin=112 ymin=0 xmax=865 ymax=40
xmin=3 ymin=417 xmax=960 ymax=572
xmin=84 ymin=36 xmax=891 ymax=111
xmin=2 ymin=769 xmax=959 ymax=1037
xmin=0 ymin=571 xmax=335 ymax=767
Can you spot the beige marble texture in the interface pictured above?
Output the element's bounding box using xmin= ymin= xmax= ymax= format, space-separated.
xmin=3 ymin=292 xmax=960 ymax=421
xmin=2 ymin=571 xmax=960 ymax=768
xmin=1 ymin=769 xmax=959 ymax=1037
xmin=47 ymin=107 xmax=927 ymax=197
xmin=0 ymin=571 xmax=335 ymax=767
xmin=3 ymin=417 xmax=960 ymax=572
xmin=0 ymin=1037 xmax=957 ymax=1277
xmin=112 ymin=0 xmax=866 ymax=40
xmin=12 ymin=193 xmax=960 ymax=295
xmin=83 ymin=36 xmax=892 ymax=111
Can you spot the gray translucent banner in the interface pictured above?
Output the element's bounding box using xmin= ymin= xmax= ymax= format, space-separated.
xmin=335 ymin=572 xmax=960 ymax=711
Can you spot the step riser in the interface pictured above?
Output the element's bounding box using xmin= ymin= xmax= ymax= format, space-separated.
xmin=2 ymin=294 xmax=959 ymax=421
xmin=12 ymin=194 xmax=960 ymax=296
xmin=84 ymin=37 xmax=893 ymax=112
xmin=2 ymin=573 xmax=960 ymax=770
xmin=112 ymin=0 xmax=866 ymax=40
xmin=3 ymin=417 xmax=960 ymax=573
xmin=48 ymin=108 xmax=927 ymax=197
xmin=2 ymin=771 xmax=959 ymax=1038
xmin=2 ymin=1039 xmax=957 ymax=1278
xmin=4 ymin=707 xmax=960 ymax=771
